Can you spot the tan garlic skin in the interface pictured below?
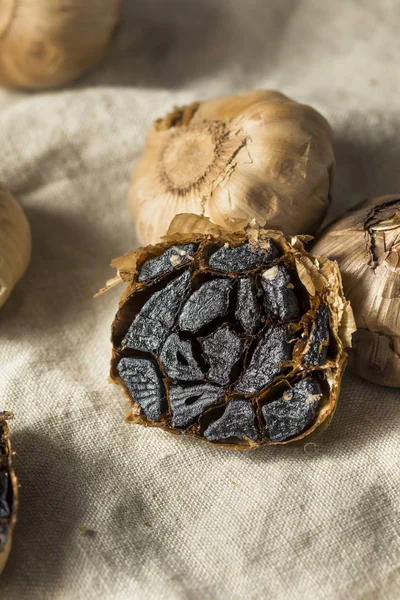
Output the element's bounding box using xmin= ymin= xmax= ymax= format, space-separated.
xmin=0 ymin=186 xmax=31 ymax=308
xmin=0 ymin=0 xmax=122 ymax=90
xmin=313 ymin=194 xmax=400 ymax=387
xmin=128 ymin=90 xmax=335 ymax=246
xmin=0 ymin=413 xmax=18 ymax=576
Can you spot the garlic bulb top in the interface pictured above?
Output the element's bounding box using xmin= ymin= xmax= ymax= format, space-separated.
xmin=128 ymin=90 xmax=335 ymax=246
xmin=0 ymin=186 xmax=31 ymax=308
xmin=313 ymin=194 xmax=400 ymax=387
xmin=0 ymin=0 xmax=122 ymax=89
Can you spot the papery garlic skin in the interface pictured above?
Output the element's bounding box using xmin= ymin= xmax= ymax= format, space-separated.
xmin=313 ymin=194 xmax=400 ymax=387
xmin=0 ymin=0 xmax=122 ymax=89
xmin=128 ymin=90 xmax=335 ymax=246
xmin=0 ymin=186 xmax=31 ymax=308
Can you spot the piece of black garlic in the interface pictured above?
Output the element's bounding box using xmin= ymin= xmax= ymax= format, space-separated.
xmin=178 ymin=278 xmax=233 ymax=333
xmin=208 ymin=241 xmax=279 ymax=272
xmin=169 ymin=383 xmax=225 ymax=427
xmin=204 ymin=400 xmax=258 ymax=442
xmin=262 ymin=377 xmax=322 ymax=442
xmin=201 ymin=327 xmax=244 ymax=385
xmin=305 ymin=304 xmax=330 ymax=366
xmin=123 ymin=270 xmax=191 ymax=353
xmin=235 ymin=325 xmax=293 ymax=394
xmin=117 ymin=357 xmax=165 ymax=421
xmin=159 ymin=333 xmax=203 ymax=381
xmin=0 ymin=472 xmax=10 ymax=519
xmin=138 ymin=244 xmax=196 ymax=282
xmin=235 ymin=278 xmax=264 ymax=334
xmin=261 ymin=265 xmax=300 ymax=321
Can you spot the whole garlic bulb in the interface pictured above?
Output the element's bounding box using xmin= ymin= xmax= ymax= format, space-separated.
xmin=313 ymin=194 xmax=400 ymax=387
xmin=128 ymin=90 xmax=335 ymax=246
xmin=0 ymin=186 xmax=31 ymax=308
xmin=0 ymin=0 xmax=122 ymax=89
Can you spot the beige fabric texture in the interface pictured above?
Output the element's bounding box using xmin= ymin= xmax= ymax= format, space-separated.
xmin=1 ymin=1 xmax=400 ymax=598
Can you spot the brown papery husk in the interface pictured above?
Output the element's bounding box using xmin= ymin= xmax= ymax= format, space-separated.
xmin=128 ymin=90 xmax=335 ymax=246
xmin=313 ymin=194 xmax=400 ymax=387
xmin=0 ymin=0 xmax=122 ymax=90
xmin=106 ymin=213 xmax=354 ymax=450
xmin=0 ymin=412 xmax=18 ymax=575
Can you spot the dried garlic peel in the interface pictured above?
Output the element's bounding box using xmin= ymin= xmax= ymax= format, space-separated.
xmin=313 ymin=194 xmax=400 ymax=387
xmin=0 ymin=186 xmax=31 ymax=308
xmin=0 ymin=412 xmax=17 ymax=575
xmin=0 ymin=0 xmax=122 ymax=89
xmin=128 ymin=90 xmax=335 ymax=246
xmin=108 ymin=213 xmax=354 ymax=450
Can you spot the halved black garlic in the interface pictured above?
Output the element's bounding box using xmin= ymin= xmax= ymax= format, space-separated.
xmin=0 ymin=412 xmax=17 ymax=575
xmin=108 ymin=214 xmax=354 ymax=449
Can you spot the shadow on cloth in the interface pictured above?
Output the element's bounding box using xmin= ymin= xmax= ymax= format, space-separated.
xmin=0 ymin=206 xmax=121 ymax=335
xmin=0 ymin=429 xmax=88 ymax=591
xmin=81 ymin=0 xmax=299 ymax=89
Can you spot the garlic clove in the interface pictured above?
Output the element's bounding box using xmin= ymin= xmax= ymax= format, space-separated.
xmin=0 ymin=186 xmax=31 ymax=308
xmin=313 ymin=194 xmax=400 ymax=387
xmin=0 ymin=0 xmax=122 ymax=90
xmin=0 ymin=412 xmax=18 ymax=575
xmin=129 ymin=90 xmax=335 ymax=246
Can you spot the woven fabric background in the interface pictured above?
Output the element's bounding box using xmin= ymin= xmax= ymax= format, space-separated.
xmin=1 ymin=1 xmax=400 ymax=598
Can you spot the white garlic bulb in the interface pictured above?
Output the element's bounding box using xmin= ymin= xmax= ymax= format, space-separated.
xmin=128 ymin=90 xmax=335 ymax=246
xmin=313 ymin=194 xmax=400 ymax=387
xmin=0 ymin=0 xmax=122 ymax=89
xmin=0 ymin=186 xmax=31 ymax=308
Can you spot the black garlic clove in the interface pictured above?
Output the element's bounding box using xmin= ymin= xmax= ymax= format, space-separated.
xmin=261 ymin=265 xmax=300 ymax=321
xmin=208 ymin=241 xmax=279 ymax=272
xmin=262 ymin=378 xmax=322 ymax=442
xmin=204 ymin=400 xmax=258 ymax=442
xmin=305 ymin=304 xmax=330 ymax=366
xmin=169 ymin=383 xmax=225 ymax=427
xmin=235 ymin=278 xmax=264 ymax=334
xmin=159 ymin=333 xmax=204 ymax=381
xmin=201 ymin=327 xmax=244 ymax=385
xmin=138 ymin=244 xmax=196 ymax=282
xmin=235 ymin=325 xmax=293 ymax=394
xmin=0 ymin=472 xmax=10 ymax=518
xmin=117 ymin=357 xmax=165 ymax=421
xmin=123 ymin=270 xmax=191 ymax=353
xmin=178 ymin=278 xmax=233 ymax=333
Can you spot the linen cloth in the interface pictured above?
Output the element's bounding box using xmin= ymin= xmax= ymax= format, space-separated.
xmin=1 ymin=1 xmax=400 ymax=598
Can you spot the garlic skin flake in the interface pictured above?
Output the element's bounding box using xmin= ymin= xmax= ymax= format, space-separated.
xmin=0 ymin=186 xmax=31 ymax=308
xmin=0 ymin=0 xmax=122 ymax=89
xmin=313 ymin=194 xmax=400 ymax=387
xmin=128 ymin=90 xmax=335 ymax=246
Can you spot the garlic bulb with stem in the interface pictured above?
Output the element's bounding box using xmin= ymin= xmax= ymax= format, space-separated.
xmin=313 ymin=194 xmax=400 ymax=387
xmin=0 ymin=185 xmax=31 ymax=308
xmin=128 ymin=90 xmax=335 ymax=246
xmin=0 ymin=0 xmax=122 ymax=90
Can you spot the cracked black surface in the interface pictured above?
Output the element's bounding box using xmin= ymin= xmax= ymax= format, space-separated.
xmin=204 ymin=400 xmax=258 ymax=441
xmin=117 ymin=357 xmax=166 ymax=421
xmin=262 ymin=378 xmax=322 ymax=442
xmin=208 ymin=241 xmax=279 ymax=272
xmin=116 ymin=238 xmax=332 ymax=444
xmin=138 ymin=244 xmax=197 ymax=281
xmin=305 ymin=304 xmax=330 ymax=366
